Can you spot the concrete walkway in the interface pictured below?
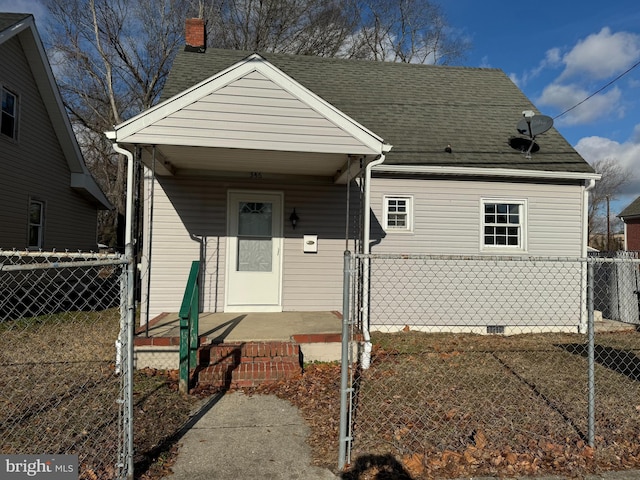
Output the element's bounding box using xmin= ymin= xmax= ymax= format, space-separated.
xmin=168 ymin=391 xmax=338 ymax=480
xmin=166 ymin=390 xmax=640 ymax=480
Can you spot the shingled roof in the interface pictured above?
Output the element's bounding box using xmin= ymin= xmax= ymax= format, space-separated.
xmin=0 ymin=12 xmax=30 ymax=30
xmin=162 ymin=48 xmax=594 ymax=174
xmin=619 ymin=196 xmax=640 ymax=219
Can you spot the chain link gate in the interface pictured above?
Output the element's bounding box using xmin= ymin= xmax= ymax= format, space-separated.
xmin=0 ymin=250 xmax=132 ymax=479
xmin=340 ymin=253 xmax=640 ymax=478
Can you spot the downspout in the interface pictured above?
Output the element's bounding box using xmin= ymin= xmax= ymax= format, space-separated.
xmin=110 ymin=140 xmax=135 ymax=478
xmin=580 ymin=178 xmax=597 ymax=333
xmin=582 ymin=178 xmax=596 ymax=257
xmin=111 ymin=143 xmax=135 ymax=247
xmin=361 ymin=147 xmax=391 ymax=369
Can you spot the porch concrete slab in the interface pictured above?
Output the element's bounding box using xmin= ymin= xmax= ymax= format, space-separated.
xmin=168 ymin=391 xmax=337 ymax=480
xmin=142 ymin=311 xmax=343 ymax=342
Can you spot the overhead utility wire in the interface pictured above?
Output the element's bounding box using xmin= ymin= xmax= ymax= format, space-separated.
xmin=553 ymin=58 xmax=640 ymax=120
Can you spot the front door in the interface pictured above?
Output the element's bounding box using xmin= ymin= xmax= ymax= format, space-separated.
xmin=225 ymin=191 xmax=283 ymax=311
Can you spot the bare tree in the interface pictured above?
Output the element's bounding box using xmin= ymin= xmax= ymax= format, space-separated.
xmin=588 ymin=158 xmax=633 ymax=249
xmin=348 ymin=0 xmax=469 ymax=64
xmin=44 ymin=0 xmax=191 ymax=246
xmin=200 ymin=0 xmax=468 ymax=64
xmin=201 ymin=0 xmax=358 ymax=56
xmin=43 ymin=0 xmax=469 ymax=245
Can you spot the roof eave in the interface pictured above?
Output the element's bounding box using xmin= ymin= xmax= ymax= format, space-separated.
xmin=373 ymin=164 xmax=601 ymax=181
xmin=2 ymin=15 xmax=110 ymax=208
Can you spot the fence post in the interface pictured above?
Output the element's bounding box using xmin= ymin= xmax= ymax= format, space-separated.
xmin=587 ymin=259 xmax=595 ymax=448
xmin=125 ymin=245 xmax=136 ymax=479
xmin=339 ymin=251 xmax=352 ymax=471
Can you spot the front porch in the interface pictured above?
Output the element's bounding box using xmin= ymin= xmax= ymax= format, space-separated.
xmin=134 ymin=311 xmax=345 ymax=371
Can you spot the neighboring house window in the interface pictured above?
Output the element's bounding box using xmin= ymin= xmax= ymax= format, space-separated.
xmin=28 ymin=200 xmax=45 ymax=249
xmin=1 ymin=87 xmax=17 ymax=139
xmin=384 ymin=196 xmax=413 ymax=231
xmin=482 ymin=199 xmax=526 ymax=250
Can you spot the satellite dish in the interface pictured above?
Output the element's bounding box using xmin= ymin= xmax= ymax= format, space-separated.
xmin=508 ymin=137 xmax=539 ymax=153
xmin=516 ymin=114 xmax=553 ymax=137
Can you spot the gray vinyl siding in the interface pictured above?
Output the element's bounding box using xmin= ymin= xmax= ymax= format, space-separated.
xmin=127 ymin=70 xmax=370 ymax=153
xmin=0 ymin=36 xmax=97 ymax=251
xmin=367 ymin=176 xmax=585 ymax=329
xmin=369 ymin=177 xmax=584 ymax=256
xmin=141 ymin=172 xmax=587 ymax=328
xmin=366 ymin=256 xmax=584 ymax=329
xmin=141 ymin=173 xmax=358 ymax=321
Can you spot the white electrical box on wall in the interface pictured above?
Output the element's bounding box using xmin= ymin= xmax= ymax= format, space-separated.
xmin=303 ymin=235 xmax=318 ymax=253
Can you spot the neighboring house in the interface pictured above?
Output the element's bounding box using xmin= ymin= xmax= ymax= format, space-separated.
xmin=107 ymin=19 xmax=598 ymax=332
xmin=618 ymin=196 xmax=640 ymax=251
xmin=0 ymin=13 xmax=110 ymax=252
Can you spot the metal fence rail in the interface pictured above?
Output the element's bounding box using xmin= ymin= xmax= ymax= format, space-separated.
xmin=342 ymin=253 xmax=640 ymax=476
xmin=0 ymin=250 xmax=130 ymax=480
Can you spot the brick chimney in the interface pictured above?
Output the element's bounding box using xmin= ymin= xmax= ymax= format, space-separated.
xmin=185 ymin=18 xmax=206 ymax=53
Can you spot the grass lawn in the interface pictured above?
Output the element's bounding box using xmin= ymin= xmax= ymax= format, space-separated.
xmin=0 ymin=308 xmax=198 ymax=480
xmin=3 ymin=308 xmax=638 ymax=479
xmin=346 ymin=330 xmax=640 ymax=478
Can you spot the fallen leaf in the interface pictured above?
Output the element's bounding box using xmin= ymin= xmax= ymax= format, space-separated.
xmin=402 ymin=453 xmax=425 ymax=476
xmin=474 ymin=430 xmax=487 ymax=450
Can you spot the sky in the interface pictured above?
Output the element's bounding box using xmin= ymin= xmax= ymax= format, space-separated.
xmin=2 ymin=0 xmax=640 ymax=213
xmin=443 ymin=0 xmax=640 ymax=213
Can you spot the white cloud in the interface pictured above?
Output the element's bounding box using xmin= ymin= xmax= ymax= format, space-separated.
xmin=575 ymin=129 xmax=640 ymax=199
xmin=508 ymin=47 xmax=564 ymax=88
xmin=525 ymin=28 xmax=640 ymax=126
xmin=560 ymin=27 xmax=640 ymax=81
xmin=538 ymin=83 xmax=622 ymax=125
xmin=479 ymin=55 xmax=491 ymax=68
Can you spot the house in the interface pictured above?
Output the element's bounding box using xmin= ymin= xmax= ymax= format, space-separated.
xmin=619 ymin=196 xmax=640 ymax=251
xmin=107 ymin=19 xmax=598 ymax=337
xmin=0 ymin=13 xmax=110 ymax=252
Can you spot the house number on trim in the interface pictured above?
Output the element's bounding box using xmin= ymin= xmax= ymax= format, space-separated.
xmin=250 ymin=172 xmax=263 ymax=179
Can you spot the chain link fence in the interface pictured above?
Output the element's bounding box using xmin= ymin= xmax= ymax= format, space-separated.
xmin=343 ymin=253 xmax=640 ymax=477
xmin=0 ymin=250 xmax=131 ymax=479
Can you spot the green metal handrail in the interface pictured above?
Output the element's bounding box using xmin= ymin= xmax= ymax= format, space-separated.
xmin=179 ymin=260 xmax=200 ymax=394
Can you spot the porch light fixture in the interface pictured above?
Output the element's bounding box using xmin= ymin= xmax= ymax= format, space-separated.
xmin=289 ymin=208 xmax=299 ymax=229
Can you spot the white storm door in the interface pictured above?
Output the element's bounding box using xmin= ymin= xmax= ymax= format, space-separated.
xmin=226 ymin=191 xmax=283 ymax=311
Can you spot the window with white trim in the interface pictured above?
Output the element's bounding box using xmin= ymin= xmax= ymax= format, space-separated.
xmin=1 ymin=87 xmax=17 ymax=139
xmin=482 ymin=199 xmax=526 ymax=250
xmin=28 ymin=199 xmax=44 ymax=249
xmin=384 ymin=196 xmax=412 ymax=232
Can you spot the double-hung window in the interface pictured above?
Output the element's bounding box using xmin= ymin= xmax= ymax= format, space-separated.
xmin=384 ymin=196 xmax=413 ymax=232
xmin=482 ymin=199 xmax=526 ymax=250
xmin=1 ymin=87 xmax=17 ymax=139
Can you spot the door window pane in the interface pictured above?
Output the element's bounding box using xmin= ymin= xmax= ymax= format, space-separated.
xmin=237 ymin=202 xmax=273 ymax=272
xmin=238 ymin=202 xmax=272 ymax=236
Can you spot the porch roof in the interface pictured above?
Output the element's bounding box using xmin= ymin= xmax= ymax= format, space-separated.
xmin=107 ymin=53 xmax=389 ymax=182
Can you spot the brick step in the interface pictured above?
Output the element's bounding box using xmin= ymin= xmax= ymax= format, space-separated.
xmin=195 ymin=341 xmax=302 ymax=388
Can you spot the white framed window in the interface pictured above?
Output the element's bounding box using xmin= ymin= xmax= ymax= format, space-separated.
xmin=384 ymin=195 xmax=413 ymax=232
xmin=1 ymin=86 xmax=17 ymax=139
xmin=28 ymin=199 xmax=45 ymax=249
xmin=481 ymin=199 xmax=526 ymax=251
